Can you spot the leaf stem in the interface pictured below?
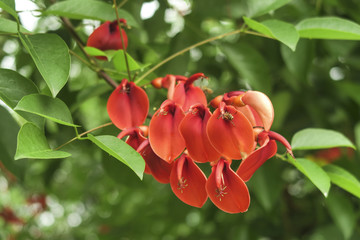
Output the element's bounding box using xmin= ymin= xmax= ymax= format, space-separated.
xmin=113 ymin=0 xmax=132 ymax=82
xmin=135 ymin=27 xmax=245 ymax=84
xmin=55 ymin=122 xmax=113 ymax=150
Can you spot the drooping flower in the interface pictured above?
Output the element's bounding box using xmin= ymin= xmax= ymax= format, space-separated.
xmin=117 ymin=126 xmax=148 ymax=150
xmin=170 ymin=154 xmax=208 ymax=208
xmin=107 ymin=79 xmax=149 ymax=130
xmin=206 ymin=158 xmax=250 ymax=214
xmin=207 ymin=101 xmax=255 ymax=160
xmin=148 ymin=100 xmax=185 ymax=163
xmin=179 ymin=104 xmax=221 ymax=163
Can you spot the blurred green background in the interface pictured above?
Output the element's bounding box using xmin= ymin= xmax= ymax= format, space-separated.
xmin=1 ymin=0 xmax=360 ymax=239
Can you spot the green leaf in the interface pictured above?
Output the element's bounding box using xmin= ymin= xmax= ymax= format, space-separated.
xmin=87 ymin=134 xmax=145 ymax=180
xmin=291 ymin=128 xmax=356 ymax=150
xmin=355 ymin=122 xmax=360 ymax=151
xmin=244 ymin=17 xmax=299 ymax=51
xmin=271 ymin=91 xmax=292 ymax=130
xmin=45 ymin=0 xmax=139 ymax=28
xmin=296 ymin=17 xmax=360 ymax=40
xmin=244 ymin=0 xmax=291 ymax=18
xmin=326 ymin=191 xmax=356 ymax=240
xmin=84 ymin=46 xmax=107 ymax=57
xmin=113 ymin=50 xmax=142 ymax=72
xmin=15 ymin=123 xmax=71 ymax=160
xmin=14 ymin=94 xmax=79 ymax=127
xmin=221 ymin=43 xmax=271 ymax=93
xmin=0 ymin=68 xmax=39 ymax=108
xmin=288 ymin=157 xmax=331 ymax=197
xmin=19 ymin=33 xmax=70 ymax=97
xmin=0 ymin=0 xmax=18 ymax=20
xmin=323 ymin=164 xmax=360 ymax=198
xmin=0 ymin=18 xmax=30 ymax=33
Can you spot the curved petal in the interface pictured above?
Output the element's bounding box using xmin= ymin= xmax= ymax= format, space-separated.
xmin=170 ymin=154 xmax=208 ymax=208
xmin=207 ymin=102 xmax=255 ymax=160
xmin=179 ymin=104 xmax=221 ymax=163
xmin=241 ymin=91 xmax=274 ymax=131
xmin=107 ymin=79 xmax=149 ymax=130
xmin=173 ymin=83 xmax=207 ymax=111
xmin=268 ymin=131 xmax=294 ymax=157
xmin=149 ymin=100 xmax=185 ymax=162
xmin=117 ymin=127 xmax=147 ymax=150
xmin=206 ymin=159 xmax=250 ymax=213
xmin=137 ymin=140 xmax=174 ymax=183
xmin=236 ymin=139 xmax=277 ymax=182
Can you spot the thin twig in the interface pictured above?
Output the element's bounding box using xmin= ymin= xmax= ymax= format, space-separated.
xmin=113 ymin=0 xmax=132 ymax=81
xmin=55 ymin=122 xmax=113 ymax=150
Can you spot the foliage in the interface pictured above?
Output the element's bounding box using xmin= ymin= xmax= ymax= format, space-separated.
xmin=1 ymin=0 xmax=360 ymax=239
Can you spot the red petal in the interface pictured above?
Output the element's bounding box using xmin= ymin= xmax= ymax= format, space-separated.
xmin=236 ymin=139 xmax=277 ymax=182
xmin=107 ymin=79 xmax=149 ymax=130
xmin=268 ymin=131 xmax=294 ymax=157
xmin=148 ymin=100 xmax=185 ymax=162
xmin=117 ymin=127 xmax=147 ymax=150
xmin=170 ymin=154 xmax=208 ymax=208
xmin=241 ymin=91 xmax=274 ymax=131
xmin=137 ymin=140 xmax=174 ymax=183
xmin=173 ymin=83 xmax=207 ymax=111
xmin=206 ymin=102 xmax=255 ymax=159
xmin=179 ymin=104 xmax=221 ymax=163
xmin=206 ymin=159 xmax=250 ymax=213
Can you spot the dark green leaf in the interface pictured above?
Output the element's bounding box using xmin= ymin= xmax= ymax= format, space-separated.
xmin=271 ymin=91 xmax=292 ymax=130
xmin=19 ymin=33 xmax=70 ymax=97
xmin=45 ymin=0 xmax=139 ymax=28
xmin=243 ymin=0 xmax=291 ymax=18
xmin=0 ymin=0 xmax=18 ymax=20
xmin=291 ymin=128 xmax=356 ymax=150
xmin=355 ymin=122 xmax=360 ymax=151
xmin=15 ymin=94 xmax=79 ymax=127
xmin=15 ymin=123 xmax=71 ymax=160
xmin=221 ymin=43 xmax=271 ymax=93
xmin=323 ymin=164 xmax=360 ymax=198
xmin=244 ymin=17 xmax=299 ymax=51
xmin=326 ymin=191 xmax=356 ymax=239
xmin=297 ymin=17 xmax=360 ymax=40
xmin=0 ymin=18 xmax=30 ymax=33
xmin=0 ymin=68 xmax=39 ymax=108
xmin=87 ymin=134 xmax=145 ymax=180
xmin=288 ymin=157 xmax=331 ymax=197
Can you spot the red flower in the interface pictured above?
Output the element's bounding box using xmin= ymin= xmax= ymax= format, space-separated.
xmin=206 ymin=158 xmax=250 ymax=213
xmin=107 ymin=79 xmax=149 ymax=130
xmin=149 ymin=100 xmax=185 ymax=162
xmin=117 ymin=126 xmax=148 ymax=150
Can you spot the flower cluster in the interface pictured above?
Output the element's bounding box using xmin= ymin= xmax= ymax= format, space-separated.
xmin=106 ymin=72 xmax=293 ymax=214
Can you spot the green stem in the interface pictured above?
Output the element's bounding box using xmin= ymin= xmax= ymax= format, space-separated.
xmin=113 ymin=0 xmax=132 ymax=82
xmin=55 ymin=122 xmax=113 ymax=150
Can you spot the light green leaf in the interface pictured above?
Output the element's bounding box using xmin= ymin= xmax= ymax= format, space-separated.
xmin=297 ymin=17 xmax=360 ymax=40
xmin=244 ymin=0 xmax=291 ymax=18
xmin=291 ymin=128 xmax=356 ymax=150
xmin=15 ymin=94 xmax=78 ymax=127
xmin=221 ymin=43 xmax=271 ymax=93
xmin=0 ymin=69 xmax=39 ymax=108
xmin=323 ymin=164 xmax=360 ymax=199
xmin=84 ymin=46 xmax=107 ymax=57
xmin=326 ymin=191 xmax=356 ymax=240
xmin=88 ymin=134 xmax=145 ymax=180
xmin=0 ymin=0 xmax=18 ymax=20
xmin=19 ymin=33 xmax=70 ymax=97
xmin=0 ymin=18 xmax=30 ymax=33
xmin=288 ymin=157 xmax=331 ymax=197
xmin=15 ymin=123 xmax=71 ymax=160
xmin=45 ymin=0 xmax=139 ymax=28
xmin=244 ymin=17 xmax=299 ymax=51
xmin=113 ymin=50 xmax=142 ymax=72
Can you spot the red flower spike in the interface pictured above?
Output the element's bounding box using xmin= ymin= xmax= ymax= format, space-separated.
xmin=206 ymin=158 xmax=250 ymax=214
xmin=87 ymin=19 xmax=128 ymax=51
xmin=173 ymin=73 xmax=207 ymax=111
xmin=268 ymin=131 xmax=294 ymax=157
xmin=149 ymin=100 xmax=185 ymax=162
xmin=107 ymin=79 xmax=149 ymax=130
xmin=170 ymin=154 xmax=208 ymax=208
xmin=236 ymin=138 xmax=277 ymax=182
xmin=137 ymin=140 xmax=174 ymax=183
xmin=179 ymin=104 xmax=221 ymax=163
xmin=117 ymin=127 xmax=147 ymax=150
xmin=240 ymin=91 xmax=274 ymax=132
xmin=207 ymin=102 xmax=255 ymax=160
